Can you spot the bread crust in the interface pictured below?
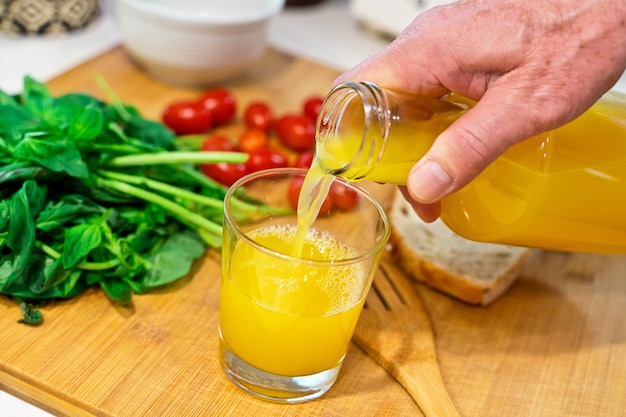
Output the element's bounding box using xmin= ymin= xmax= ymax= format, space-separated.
xmin=388 ymin=191 xmax=533 ymax=305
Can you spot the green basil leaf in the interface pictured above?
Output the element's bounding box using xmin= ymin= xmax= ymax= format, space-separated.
xmin=56 ymin=93 xmax=103 ymax=109
xmin=136 ymin=231 xmax=205 ymax=292
xmin=25 ymin=95 xmax=61 ymax=131
xmin=67 ymin=102 xmax=104 ymax=141
xmin=0 ymin=261 xmax=13 ymax=291
xmin=63 ymin=269 xmax=85 ymax=296
xmin=22 ymin=76 xmax=52 ymax=103
xmin=62 ymin=223 xmax=103 ymax=268
xmin=0 ymin=104 xmax=42 ymax=140
xmin=3 ymin=181 xmax=43 ymax=291
xmin=25 ymin=256 xmax=86 ymax=299
xmin=26 ymin=254 xmax=56 ymax=295
xmin=125 ymin=117 xmax=175 ymax=149
xmin=0 ymin=161 xmax=51 ymax=185
xmin=53 ymin=94 xmax=107 ymax=137
xmin=8 ymin=180 xmax=44 ymax=251
xmin=13 ymin=136 xmax=89 ymax=178
xmin=0 ymin=89 xmax=18 ymax=106
xmin=100 ymin=278 xmax=132 ymax=305
xmin=0 ymin=199 xmax=9 ymax=229
xmin=36 ymin=196 xmax=103 ymax=232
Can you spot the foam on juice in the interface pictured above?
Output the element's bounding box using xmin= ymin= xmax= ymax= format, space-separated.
xmin=246 ymin=223 xmax=365 ymax=315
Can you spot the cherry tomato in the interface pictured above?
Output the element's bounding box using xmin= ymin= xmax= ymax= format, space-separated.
xmin=161 ymin=100 xmax=212 ymax=135
xmin=287 ymin=176 xmax=303 ymax=210
xmin=200 ymin=134 xmax=236 ymax=152
xmin=238 ymin=129 xmax=269 ymax=153
xmin=198 ymin=88 xmax=237 ymax=126
xmin=275 ymin=114 xmax=315 ymax=151
xmin=201 ymin=162 xmax=248 ymax=187
xmin=245 ymin=148 xmax=289 ymax=173
xmin=287 ymin=176 xmax=333 ymax=216
xmin=303 ymin=96 xmax=324 ymax=122
xmin=243 ymin=101 xmax=274 ymax=132
xmin=293 ymin=150 xmax=315 ymax=169
xmin=330 ymin=182 xmax=360 ymax=211
xmin=200 ymin=134 xmax=246 ymax=185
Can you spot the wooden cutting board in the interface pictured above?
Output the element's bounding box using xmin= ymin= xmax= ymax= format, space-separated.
xmin=1 ymin=46 xmax=625 ymax=417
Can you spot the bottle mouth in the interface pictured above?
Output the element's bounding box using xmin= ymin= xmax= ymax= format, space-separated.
xmin=315 ymin=81 xmax=389 ymax=180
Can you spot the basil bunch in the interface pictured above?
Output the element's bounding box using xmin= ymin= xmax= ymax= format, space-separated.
xmin=0 ymin=77 xmax=269 ymax=324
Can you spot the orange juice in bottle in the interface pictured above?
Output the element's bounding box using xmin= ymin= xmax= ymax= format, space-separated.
xmin=314 ymin=81 xmax=626 ymax=253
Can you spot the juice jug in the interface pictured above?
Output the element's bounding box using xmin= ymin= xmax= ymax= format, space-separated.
xmin=314 ymin=81 xmax=626 ymax=254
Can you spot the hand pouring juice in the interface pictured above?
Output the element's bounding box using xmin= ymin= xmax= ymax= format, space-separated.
xmin=313 ymin=81 xmax=626 ymax=253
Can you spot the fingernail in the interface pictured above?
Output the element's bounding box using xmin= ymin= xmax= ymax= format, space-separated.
xmin=408 ymin=160 xmax=453 ymax=202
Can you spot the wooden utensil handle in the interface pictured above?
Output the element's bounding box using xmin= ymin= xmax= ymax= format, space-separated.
xmin=394 ymin=360 xmax=462 ymax=417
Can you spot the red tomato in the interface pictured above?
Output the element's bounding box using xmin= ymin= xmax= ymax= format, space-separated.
xmin=198 ymin=88 xmax=237 ymax=126
xmin=238 ymin=129 xmax=269 ymax=153
xmin=200 ymin=134 xmax=246 ymax=185
xmin=243 ymin=101 xmax=274 ymax=132
xmin=303 ymin=96 xmax=324 ymax=122
xmin=161 ymin=100 xmax=212 ymax=135
xmin=245 ymin=148 xmax=289 ymax=173
xmin=287 ymin=176 xmax=333 ymax=216
xmin=201 ymin=162 xmax=248 ymax=187
xmin=293 ymin=150 xmax=315 ymax=169
xmin=330 ymin=182 xmax=360 ymax=211
xmin=287 ymin=176 xmax=302 ymax=210
xmin=275 ymin=114 xmax=315 ymax=151
xmin=200 ymin=134 xmax=236 ymax=152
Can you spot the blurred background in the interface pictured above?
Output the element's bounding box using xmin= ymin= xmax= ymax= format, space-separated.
xmin=1 ymin=0 xmax=624 ymax=94
xmin=0 ymin=0 xmax=396 ymax=94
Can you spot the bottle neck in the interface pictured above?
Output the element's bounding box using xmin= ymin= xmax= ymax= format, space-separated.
xmin=314 ymin=81 xmax=390 ymax=181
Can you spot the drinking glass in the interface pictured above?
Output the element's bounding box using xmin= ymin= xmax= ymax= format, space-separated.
xmin=219 ymin=167 xmax=390 ymax=403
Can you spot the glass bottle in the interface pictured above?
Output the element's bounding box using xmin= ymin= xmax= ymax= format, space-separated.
xmin=314 ymin=81 xmax=626 ymax=254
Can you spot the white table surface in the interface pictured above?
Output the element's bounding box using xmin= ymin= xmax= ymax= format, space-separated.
xmin=1 ymin=0 xmax=625 ymax=414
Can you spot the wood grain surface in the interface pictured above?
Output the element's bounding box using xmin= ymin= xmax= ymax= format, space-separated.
xmin=1 ymin=46 xmax=625 ymax=417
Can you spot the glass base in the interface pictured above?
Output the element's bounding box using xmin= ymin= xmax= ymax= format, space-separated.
xmin=219 ymin=337 xmax=341 ymax=403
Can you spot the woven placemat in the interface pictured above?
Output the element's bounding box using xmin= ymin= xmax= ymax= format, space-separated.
xmin=0 ymin=0 xmax=100 ymax=35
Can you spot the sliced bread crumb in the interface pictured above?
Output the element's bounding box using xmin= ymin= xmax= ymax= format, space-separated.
xmin=389 ymin=191 xmax=533 ymax=305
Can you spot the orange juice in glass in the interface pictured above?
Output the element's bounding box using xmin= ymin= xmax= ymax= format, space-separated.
xmin=219 ymin=168 xmax=389 ymax=403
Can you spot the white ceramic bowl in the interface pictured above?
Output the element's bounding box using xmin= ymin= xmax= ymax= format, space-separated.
xmin=113 ymin=0 xmax=285 ymax=86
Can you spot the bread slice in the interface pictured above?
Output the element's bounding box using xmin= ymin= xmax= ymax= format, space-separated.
xmin=389 ymin=191 xmax=534 ymax=305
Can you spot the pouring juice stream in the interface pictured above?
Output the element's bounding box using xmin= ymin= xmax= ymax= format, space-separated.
xmin=294 ymin=163 xmax=334 ymax=255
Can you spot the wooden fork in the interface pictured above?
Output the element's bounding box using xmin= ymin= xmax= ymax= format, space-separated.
xmin=353 ymin=258 xmax=462 ymax=417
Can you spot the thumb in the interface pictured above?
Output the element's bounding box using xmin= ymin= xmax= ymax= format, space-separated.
xmin=406 ymin=90 xmax=537 ymax=204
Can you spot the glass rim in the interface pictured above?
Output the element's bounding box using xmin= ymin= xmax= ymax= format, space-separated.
xmin=223 ymin=167 xmax=391 ymax=266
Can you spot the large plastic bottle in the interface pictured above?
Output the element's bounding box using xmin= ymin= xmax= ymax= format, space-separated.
xmin=314 ymin=81 xmax=626 ymax=253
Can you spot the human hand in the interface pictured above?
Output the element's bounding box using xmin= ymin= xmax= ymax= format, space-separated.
xmin=335 ymin=0 xmax=626 ymax=221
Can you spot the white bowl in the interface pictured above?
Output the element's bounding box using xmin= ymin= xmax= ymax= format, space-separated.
xmin=113 ymin=0 xmax=285 ymax=86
